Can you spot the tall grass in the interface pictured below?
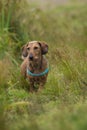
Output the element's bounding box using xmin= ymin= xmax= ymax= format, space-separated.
xmin=0 ymin=0 xmax=87 ymax=130
xmin=0 ymin=1 xmax=13 ymax=57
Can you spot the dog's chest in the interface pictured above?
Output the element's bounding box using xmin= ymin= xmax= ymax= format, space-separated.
xmin=27 ymin=74 xmax=47 ymax=84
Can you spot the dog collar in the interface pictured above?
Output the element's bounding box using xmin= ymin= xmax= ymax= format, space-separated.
xmin=27 ymin=68 xmax=49 ymax=77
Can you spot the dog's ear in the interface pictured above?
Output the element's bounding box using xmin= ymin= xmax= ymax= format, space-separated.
xmin=38 ymin=41 xmax=48 ymax=55
xmin=21 ymin=44 xmax=28 ymax=58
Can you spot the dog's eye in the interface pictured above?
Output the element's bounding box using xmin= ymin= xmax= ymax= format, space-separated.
xmin=27 ymin=47 xmax=30 ymax=50
xmin=34 ymin=47 xmax=38 ymax=50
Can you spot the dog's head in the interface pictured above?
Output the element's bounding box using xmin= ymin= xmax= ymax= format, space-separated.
xmin=21 ymin=41 xmax=48 ymax=61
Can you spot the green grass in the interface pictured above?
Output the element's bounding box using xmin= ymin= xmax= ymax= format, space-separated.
xmin=0 ymin=0 xmax=87 ymax=130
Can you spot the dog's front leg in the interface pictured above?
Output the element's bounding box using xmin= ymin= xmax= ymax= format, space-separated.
xmin=29 ymin=81 xmax=35 ymax=93
xmin=37 ymin=83 xmax=44 ymax=92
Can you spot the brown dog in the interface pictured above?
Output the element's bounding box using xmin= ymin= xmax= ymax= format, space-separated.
xmin=20 ymin=41 xmax=49 ymax=92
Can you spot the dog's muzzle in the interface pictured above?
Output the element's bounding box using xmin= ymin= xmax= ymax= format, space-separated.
xmin=29 ymin=54 xmax=33 ymax=60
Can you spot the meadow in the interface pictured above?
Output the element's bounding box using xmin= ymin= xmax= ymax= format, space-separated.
xmin=0 ymin=0 xmax=87 ymax=130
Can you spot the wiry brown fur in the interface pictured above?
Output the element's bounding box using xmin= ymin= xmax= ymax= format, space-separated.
xmin=20 ymin=41 xmax=48 ymax=92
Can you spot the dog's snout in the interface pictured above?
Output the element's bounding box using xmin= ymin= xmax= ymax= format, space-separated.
xmin=29 ymin=54 xmax=33 ymax=60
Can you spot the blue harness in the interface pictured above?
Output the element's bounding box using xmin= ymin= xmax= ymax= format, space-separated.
xmin=27 ymin=68 xmax=49 ymax=77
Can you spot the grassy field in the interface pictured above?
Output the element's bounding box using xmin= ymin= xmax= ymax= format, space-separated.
xmin=0 ymin=0 xmax=87 ymax=130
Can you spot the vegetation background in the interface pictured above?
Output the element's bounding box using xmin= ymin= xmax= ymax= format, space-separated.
xmin=0 ymin=0 xmax=87 ymax=130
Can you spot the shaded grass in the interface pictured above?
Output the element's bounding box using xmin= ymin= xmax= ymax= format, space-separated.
xmin=5 ymin=101 xmax=87 ymax=130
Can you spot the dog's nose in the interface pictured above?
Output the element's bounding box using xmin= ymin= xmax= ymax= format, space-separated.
xmin=29 ymin=54 xmax=33 ymax=60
